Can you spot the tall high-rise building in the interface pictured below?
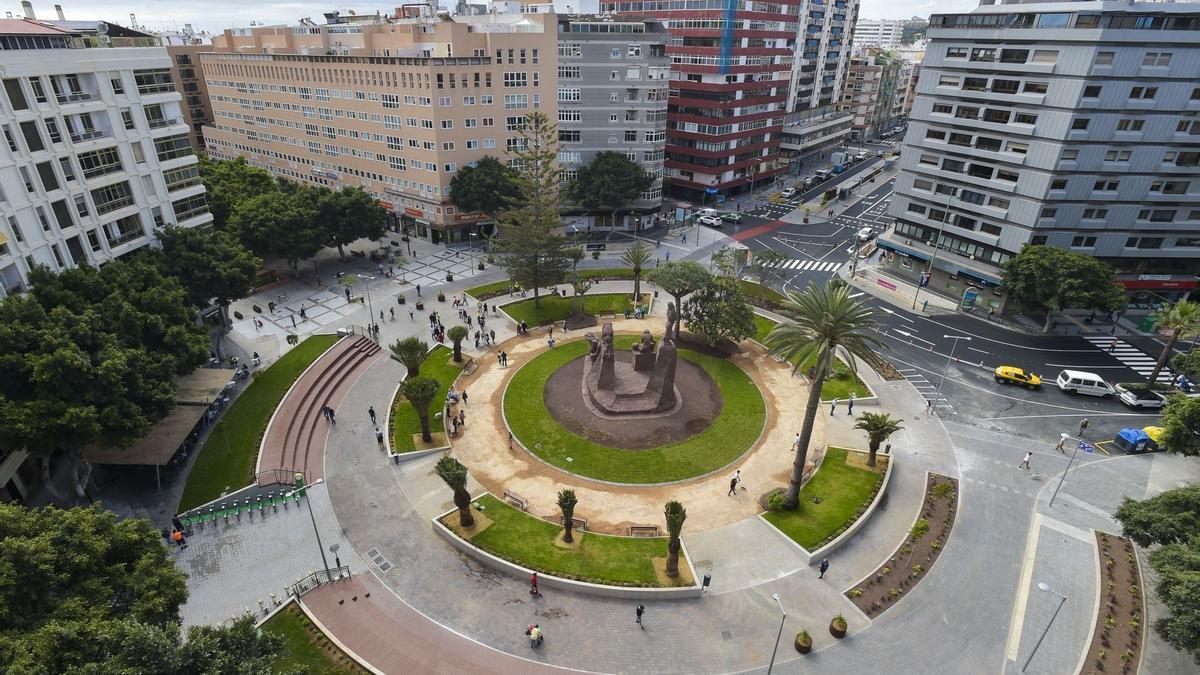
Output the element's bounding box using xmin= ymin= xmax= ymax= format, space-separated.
xmin=851 ymin=18 xmax=906 ymax=51
xmin=0 ymin=17 xmax=210 ymax=297
xmin=201 ymin=10 xmax=558 ymax=246
xmin=160 ymin=26 xmax=215 ymax=150
xmin=879 ymin=0 xmax=1200 ymax=310
xmin=840 ymin=47 xmax=902 ymax=141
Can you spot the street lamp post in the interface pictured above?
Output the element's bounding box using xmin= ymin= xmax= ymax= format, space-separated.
xmin=912 ymin=189 xmax=957 ymax=310
xmin=932 ymin=335 xmax=971 ymax=414
xmin=1049 ymin=432 xmax=1088 ymax=507
xmin=285 ymin=478 xmax=332 ymax=579
xmin=468 ymin=231 xmax=477 ymax=269
xmin=357 ymin=275 xmax=377 ymax=337
xmin=1021 ymin=582 xmax=1068 ymax=672
xmin=766 ymin=593 xmax=787 ymax=675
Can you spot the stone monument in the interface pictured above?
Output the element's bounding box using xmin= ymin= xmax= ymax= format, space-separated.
xmin=582 ymin=303 xmax=680 ymax=416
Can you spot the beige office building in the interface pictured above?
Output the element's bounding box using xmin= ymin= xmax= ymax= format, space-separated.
xmin=165 ymin=43 xmax=214 ymax=149
xmin=201 ymin=10 xmax=558 ymax=245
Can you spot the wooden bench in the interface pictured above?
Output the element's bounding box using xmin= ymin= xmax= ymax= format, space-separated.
xmin=462 ymin=359 xmax=478 ymax=376
xmin=628 ymin=525 xmax=659 ymax=537
xmin=503 ymin=489 xmax=528 ymax=511
xmin=560 ymin=515 xmax=588 ymax=531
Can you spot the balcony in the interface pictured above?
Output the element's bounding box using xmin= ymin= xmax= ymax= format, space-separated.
xmin=69 ymin=129 xmax=107 ymax=143
xmin=147 ymin=117 xmax=183 ymax=130
xmin=56 ymin=90 xmax=98 ymax=104
xmin=166 ymin=175 xmax=203 ymax=192
xmin=106 ymin=229 xmax=143 ymax=247
xmin=94 ymin=195 xmax=135 ymax=215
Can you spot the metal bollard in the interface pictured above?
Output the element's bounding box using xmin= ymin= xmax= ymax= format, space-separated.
xmin=271 ymin=492 xmax=278 ymax=512
xmin=234 ymin=500 xmax=241 ymax=522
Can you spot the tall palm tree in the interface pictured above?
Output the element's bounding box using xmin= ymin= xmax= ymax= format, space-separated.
xmin=1149 ymin=301 xmax=1200 ymax=384
xmin=390 ymin=336 xmax=429 ymax=377
xmin=435 ymin=455 xmax=475 ymax=527
xmin=853 ymin=412 xmax=904 ymax=467
xmin=621 ymin=242 xmax=652 ymax=303
xmin=447 ymin=326 xmax=468 ymax=362
xmin=765 ymin=281 xmax=881 ymax=509
xmin=663 ymin=500 xmax=687 ymax=577
xmin=400 ymin=376 xmax=439 ymax=442
xmin=557 ymin=489 xmax=578 ymax=543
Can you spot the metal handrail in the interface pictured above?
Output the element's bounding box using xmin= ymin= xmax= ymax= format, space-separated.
xmin=255 ymin=467 xmax=300 ymax=487
xmin=289 ymin=566 xmax=351 ymax=597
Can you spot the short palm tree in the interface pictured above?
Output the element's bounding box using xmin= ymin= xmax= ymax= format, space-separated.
xmin=390 ymin=336 xmax=429 ymax=377
xmin=664 ymin=500 xmax=687 ymax=577
xmin=622 ymin=242 xmax=652 ymax=303
xmin=447 ymin=325 xmax=468 ymax=362
xmin=557 ymin=488 xmax=578 ymax=543
xmin=853 ymin=412 xmax=904 ymax=467
xmin=1149 ymin=301 xmax=1200 ymax=384
xmin=399 ymin=376 xmax=439 ymax=443
xmin=765 ymin=281 xmax=881 ymax=509
xmin=435 ymin=456 xmax=474 ymax=528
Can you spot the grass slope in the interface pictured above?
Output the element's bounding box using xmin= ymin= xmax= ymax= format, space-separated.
xmin=762 ymin=446 xmax=885 ymax=550
xmin=466 ymin=269 xmax=636 ymax=300
xmin=261 ymin=603 xmax=368 ymax=674
xmin=178 ymin=335 xmax=340 ymax=511
xmin=390 ymin=344 xmax=462 ymax=453
xmin=503 ymin=293 xmax=641 ymax=327
xmin=504 ymin=337 xmax=764 ymax=483
xmin=751 ymin=316 xmax=868 ymax=400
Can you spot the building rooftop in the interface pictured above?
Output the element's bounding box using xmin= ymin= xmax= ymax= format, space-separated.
xmin=0 ymin=18 xmax=71 ymax=35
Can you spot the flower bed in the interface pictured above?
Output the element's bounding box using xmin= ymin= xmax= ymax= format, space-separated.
xmin=846 ymin=473 xmax=958 ymax=617
xmin=1083 ymin=532 xmax=1146 ymax=674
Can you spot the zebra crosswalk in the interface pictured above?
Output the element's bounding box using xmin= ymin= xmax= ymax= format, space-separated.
xmin=770 ymin=259 xmax=843 ymax=272
xmin=1081 ymin=336 xmax=1171 ymax=382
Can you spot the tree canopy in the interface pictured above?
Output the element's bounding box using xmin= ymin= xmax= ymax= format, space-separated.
xmin=564 ymin=151 xmax=654 ymax=218
xmin=1114 ymin=485 xmax=1200 ymax=664
xmin=0 ymin=503 xmax=281 ymax=673
xmin=154 ymin=225 xmax=261 ymax=314
xmin=747 ymin=250 xmax=789 ymax=299
xmin=648 ymin=262 xmax=711 ymax=338
xmin=318 ymin=186 xmax=387 ymax=258
xmin=1157 ymin=394 xmax=1200 ymax=456
xmin=231 ymin=191 xmax=323 ymax=274
xmin=681 ymin=276 xmax=756 ymax=346
xmin=1000 ymin=245 xmax=1126 ymax=332
xmin=449 ymin=156 xmax=518 ymax=216
xmin=197 ymin=154 xmax=279 ymax=230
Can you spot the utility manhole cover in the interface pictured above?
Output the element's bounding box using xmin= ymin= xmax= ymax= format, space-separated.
xmin=721 ymin=631 xmax=732 ymax=640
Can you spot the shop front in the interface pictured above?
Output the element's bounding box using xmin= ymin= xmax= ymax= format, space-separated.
xmin=876 ymin=237 xmax=1009 ymax=312
xmin=1117 ymin=275 xmax=1200 ymax=310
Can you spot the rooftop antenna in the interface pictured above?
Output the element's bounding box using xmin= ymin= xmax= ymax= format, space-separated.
xmin=129 ymin=13 xmax=137 ymax=29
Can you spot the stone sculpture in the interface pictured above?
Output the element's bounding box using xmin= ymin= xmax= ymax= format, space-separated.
xmin=582 ymin=314 xmax=679 ymax=416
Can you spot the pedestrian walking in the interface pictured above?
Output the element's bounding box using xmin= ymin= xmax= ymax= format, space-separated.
xmin=171 ymin=529 xmax=187 ymax=549
xmin=508 ymin=431 xmax=514 ymax=449
xmin=416 ymin=284 xmax=422 ymax=297
xmin=409 ymin=309 xmax=414 ymax=321
xmin=1055 ymin=436 xmax=1066 ymax=453
xmin=924 ymin=399 xmax=933 ymax=416
xmin=379 ymin=310 xmax=384 ymax=323
xmin=268 ymin=300 xmax=276 ymax=313
xmin=161 ymin=526 xmax=171 ymax=544
xmin=1109 ymin=338 xmax=1118 ymax=352
xmin=1019 ymin=451 xmax=1032 ymax=470
xmin=328 ymin=407 xmax=336 ymax=423
xmin=458 ymin=409 xmax=466 ymax=427
xmin=830 ymin=397 xmax=838 ymax=415
xmin=320 ymin=405 xmax=330 ymax=421
xmin=449 ymin=418 xmax=458 ymax=436
xmin=390 ymin=308 xmax=395 ymax=321
xmin=368 ymin=406 xmax=377 ymax=424
xmin=462 ymin=390 xmax=468 ymax=405
xmin=793 ymin=433 xmax=801 ymax=452
xmin=489 ymin=329 xmax=495 ymax=343
xmin=527 ymin=624 xmax=543 ymax=649
xmin=636 ymin=604 xmax=645 ymax=629
xmin=1078 ymin=417 xmax=1089 ymax=437
xmin=818 ymin=558 xmax=830 ymax=579
xmin=345 ymin=287 xmax=351 ymax=302
xmin=847 ymin=393 xmax=855 ymax=416
xmin=727 ymin=469 xmax=742 ymax=496
xmin=530 ymin=572 xmax=540 ymax=597
xmin=375 ymin=426 xmax=385 ymax=449
xmin=549 ymin=325 xmax=554 ymax=338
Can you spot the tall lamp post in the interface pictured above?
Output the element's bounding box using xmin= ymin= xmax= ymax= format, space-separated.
xmin=1049 ymin=432 xmax=1091 ymax=507
xmin=468 ymin=231 xmax=478 ymax=269
xmin=932 ymin=335 xmax=971 ymax=415
xmin=1022 ymin=582 xmax=1068 ymax=672
xmin=912 ymin=189 xmax=957 ymax=310
xmin=766 ymin=593 xmax=787 ymax=675
xmin=286 ymin=478 xmax=332 ymax=579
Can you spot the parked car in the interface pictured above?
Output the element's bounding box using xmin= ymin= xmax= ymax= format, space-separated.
xmin=856 ymin=227 xmax=876 ymax=242
xmin=720 ymin=212 xmax=742 ymax=223
xmin=1116 ymin=384 xmax=1168 ymax=410
xmin=994 ymin=366 xmax=1042 ymax=389
xmin=814 ymin=169 xmax=832 ymax=181
xmin=1056 ymin=369 xmax=1116 ymax=398
xmin=693 ymin=208 xmax=719 ymax=219
xmin=697 ymin=215 xmax=723 ymax=227
xmin=855 ymin=151 xmax=869 ymax=161
xmin=780 ymin=187 xmax=798 ymax=199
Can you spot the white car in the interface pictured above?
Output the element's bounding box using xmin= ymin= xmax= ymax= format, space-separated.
xmin=855 ymin=152 xmax=869 ymax=161
xmin=697 ymin=215 xmax=723 ymax=227
xmin=857 ymin=227 xmax=875 ymax=242
xmin=694 ymin=208 xmax=720 ymax=219
xmin=780 ymin=187 xmax=798 ymax=199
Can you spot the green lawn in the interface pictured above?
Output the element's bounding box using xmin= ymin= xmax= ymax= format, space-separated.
xmin=467 ymin=270 xmax=635 ymax=301
xmin=749 ymin=316 xmax=868 ymax=400
xmin=502 ymin=293 xmax=643 ymax=327
xmin=449 ymin=494 xmax=686 ymax=586
xmin=390 ymin=344 xmax=462 ymax=453
xmin=504 ymin=337 xmax=765 ymax=483
xmin=738 ymin=280 xmax=789 ymax=308
xmin=762 ymin=446 xmax=886 ymax=550
xmin=178 ymin=335 xmax=340 ymax=512
xmin=578 ymin=267 xmax=634 ymax=281
xmin=464 ymin=279 xmax=513 ymax=300
xmin=261 ymin=603 xmax=367 ymax=674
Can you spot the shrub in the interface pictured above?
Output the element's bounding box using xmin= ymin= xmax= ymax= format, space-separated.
xmin=438 ymin=292 xmax=447 ymax=302
xmin=252 ymin=304 xmax=262 ymax=313
xmin=233 ymin=310 xmax=244 ymax=320
xmin=910 ymin=518 xmax=930 ymax=541
xmin=398 ymin=295 xmax=407 ymax=304
xmin=592 ymin=251 xmax=601 ymax=260
xmin=286 ymin=334 xmax=299 ymax=345
xmin=477 ymin=261 xmax=485 ymax=270
xmin=767 ymin=492 xmax=787 ymax=512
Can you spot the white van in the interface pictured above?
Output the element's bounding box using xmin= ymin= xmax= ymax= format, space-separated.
xmin=693 ymin=208 xmax=719 ymax=219
xmin=1056 ymin=370 xmax=1116 ymax=398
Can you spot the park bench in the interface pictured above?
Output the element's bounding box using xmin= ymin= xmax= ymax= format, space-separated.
xmin=503 ymin=489 xmax=529 ymax=511
xmin=462 ymin=359 xmax=478 ymax=376
xmin=560 ymin=515 xmax=588 ymax=532
xmin=628 ymin=525 xmax=660 ymax=537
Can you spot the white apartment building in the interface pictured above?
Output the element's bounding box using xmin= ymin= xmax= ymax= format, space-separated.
xmin=879 ymin=0 xmax=1200 ymax=310
xmin=0 ymin=18 xmax=209 ymax=297
xmin=852 ymin=18 xmax=906 ymax=51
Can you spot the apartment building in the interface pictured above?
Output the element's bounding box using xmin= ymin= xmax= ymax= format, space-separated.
xmin=160 ymin=29 xmax=215 ymax=150
xmin=600 ymin=0 xmax=802 ymax=199
xmin=555 ymin=14 xmax=668 ymax=230
xmin=201 ymin=11 xmax=558 ymax=245
xmin=879 ymin=0 xmax=1200 ymax=310
xmin=851 ymin=17 xmax=906 ymax=51
xmin=0 ymin=18 xmax=209 ymax=297
xmin=840 ymin=47 xmax=901 ymax=141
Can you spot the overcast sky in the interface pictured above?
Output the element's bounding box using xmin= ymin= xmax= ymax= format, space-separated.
xmin=26 ymin=0 xmax=981 ymax=33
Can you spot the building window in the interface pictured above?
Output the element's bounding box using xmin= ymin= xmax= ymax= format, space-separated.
xmin=559 ymin=130 xmax=581 ymax=143
xmin=1039 ymin=208 xmax=1057 ymax=219
xmin=1050 ymin=179 xmax=1067 ymax=190
xmin=1116 ymin=119 xmax=1145 ymax=132
xmin=1129 ymin=86 xmax=1157 ymax=100
xmin=946 ymin=47 xmax=967 ymax=58
xmin=1023 ymin=81 xmax=1048 ymax=94
xmin=1138 ymin=210 xmax=1175 ymax=223
xmin=1082 ymin=85 xmax=1101 ymax=98
xmin=1093 ymin=180 xmax=1119 ymax=192
xmin=980 ymin=223 xmax=1002 ymax=236
xmin=557 ymin=88 xmax=581 ymax=103
xmin=1030 ymin=235 xmax=1048 ymax=245
xmin=1082 ymin=208 xmax=1108 ymax=220
xmin=1142 ymin=52 xmax=1171 ymax=66
xmin=1095 ymin=51 xmax=1114 ymax=65
xmin=1071 ymin=119 xmax=1090 ymax=131
xmin=133 ymin=69 xmax=174 ymax=94
xmin=1071 ymin=236 xmax=1097 ymax=247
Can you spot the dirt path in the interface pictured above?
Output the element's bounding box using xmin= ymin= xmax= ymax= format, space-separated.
xmin=446 ymin=319 xmax=825 ymax=534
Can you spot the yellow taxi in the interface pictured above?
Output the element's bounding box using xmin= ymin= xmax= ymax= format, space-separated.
xmin=994 ymin=366 xmax=1042 ymax=389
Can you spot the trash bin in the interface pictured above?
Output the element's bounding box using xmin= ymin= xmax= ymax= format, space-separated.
xmin=1139 ymin=316 xmax=1158 ymax=332
xmin=702 ymin=573 xmax=712 ymax=588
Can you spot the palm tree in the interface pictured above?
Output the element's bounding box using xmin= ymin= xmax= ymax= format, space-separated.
xmin=852 ymin=412 xmax=904 ymax=467
xmin=765 ymin=281 xmax=881 ymax=509
xmin=1148 ymin=301 xmax=1200 ymax=384
xmin=399 ymin=376 xmax=439 ymax=442
xmin=664 ymin=500 xmax=687 ymax=577
xmin=447 ymin=325 xmax=468 ymax=362
xmin=435 ymin=455 xmax=475 ymax=527
xmin=621 ymin=242 xmax=652 ymax=304
xmin=390 ymin=336 xmax=429 ymax=377
xmin=557 ymin=489 xmax=578 ymax=543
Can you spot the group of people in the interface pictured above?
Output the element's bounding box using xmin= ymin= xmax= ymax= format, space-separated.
xmin=161 ymin=516 xmax=188 ymax=551
xmin=514 ymin=320 xmax=530 ymax=336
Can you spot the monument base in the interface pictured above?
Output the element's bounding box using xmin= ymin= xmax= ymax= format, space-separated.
xmin=580 ymin=357 xmax=684 ymax=419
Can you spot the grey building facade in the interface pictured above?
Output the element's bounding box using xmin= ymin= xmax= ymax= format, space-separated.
xmin=556 ymin=15 xmax=668 ymax=231
xmin=878 ymin=0 xmax=1200 ymax=310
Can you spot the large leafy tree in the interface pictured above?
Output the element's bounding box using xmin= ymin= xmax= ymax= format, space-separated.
xmin=493 ymin=112 xmax=571 ymax=308
xmin=747 ymin=250 xmax=789 ymax=300
xmin=681 ymin=276 xmax=756 ymax=346
xmin=621 ymin=242 xmax=652 ymax=302
xmin=1157 ymin=394 xmax=1200 ymax=456
xmin=765 ymin=282 xmax=881 ymax=508
xmin=447 ymin=326 xmax=468 ymax=363
xmin=564 ymin=151 xmax=654 ymax=231
xmin=319 ymin=186 xmax=387 ymax=259
xmin=0 ymin=503 xmax=281 ymax=672
xmin=1148 ymin=301 xmax=1200 ymax=383
xmin=196 ymin=154 xmax=278 ymax=229
xmin=648 ymin=262 xmax=711 ymax=339
xmin=1001 ymin=245 xmax=1126 ymax=333
xmin=853 ymin=412 xmax=904 ymax=466
xmin=154 ymin=225 xmax=261 ymax=327
xmin=231 ymin=190 xmax=323 ymax=275
xmin=449 ymin=155 xmax=518 ymax=217
xmin=435 ymin=456 xmax=475 ymax=528
xmin=1114 ymin=485 xmax=1200 ymax=664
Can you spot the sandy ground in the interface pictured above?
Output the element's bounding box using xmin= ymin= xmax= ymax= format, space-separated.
xmin=447 ymin=318 xmax=825 ymax=535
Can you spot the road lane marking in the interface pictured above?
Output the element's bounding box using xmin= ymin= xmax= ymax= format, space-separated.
xmin=1044 ymin=364 xmax=1127 ymax=369
xmin=1006 ymin=513 xmax=1043 ymax=661
xmin=980 ymin=412 xmax=1160 ymax=420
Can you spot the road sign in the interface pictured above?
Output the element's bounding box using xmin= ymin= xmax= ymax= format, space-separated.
xmin=1079 ymin=442 xmax=1096 ymax=454
xmin=919 ymin=271 xmax=931 ymax=288
xmin=705 ymin=187 xmax=719 ymax=194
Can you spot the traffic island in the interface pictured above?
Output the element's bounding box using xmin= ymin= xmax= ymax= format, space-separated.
xmin=1083 ymin=532 xmax=1147 ymax=674
xmin=846 ymin=473 xmax=959 ymax=617
xmin=388 ymin=345 xmax=461 ymax=456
